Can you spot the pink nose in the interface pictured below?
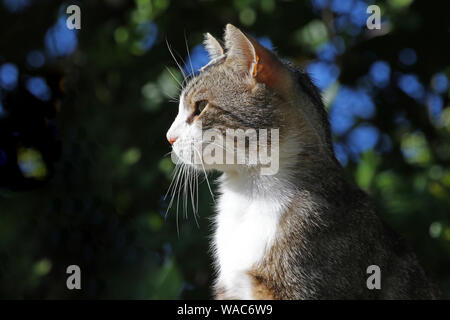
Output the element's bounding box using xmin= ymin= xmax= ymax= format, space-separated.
xmin=168 ymin=137 xmax=177 ymax=145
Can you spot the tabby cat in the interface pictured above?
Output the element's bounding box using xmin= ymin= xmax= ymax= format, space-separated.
xmin=166 ymin=24 xmax=438 ymax=299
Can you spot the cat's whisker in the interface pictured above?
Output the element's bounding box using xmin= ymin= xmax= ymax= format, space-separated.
xmin=171 ymin=45 xmax=193 ymax=88
xmin=161 ymin=88 xmax=181 ymax=103
xmin=164 ymin=160 xmax=181 ymax=201
xmin=188 ymin=149 xmax=199 ymax=219
xmin=188 ymin=165 xmax=195 ymax=212
xmin=162 ymin=150 xmax=174 ymax=158
xmin=167 ymin=148 xmax=202 ymax=229
xmin=174 ymin=162 xmax=187 ymax=237
xmin=165 ymin=162 xmax=184 ymax=220
xmin=166 ymin=38 xmax=187 ymax=82
xmin=191 ymin=167 xmax=200 ymax=228
xmin=183 ymin=161 xmax=189 ymax=220
xmin=164 ymin=172 xmax=180 ymax=219
xmin=164 ymin=66 xmax=183 ymax=91
xmin=194 ymin=170 xmax=200 ymax=228
xmin=188 ymin=166 xmax=194 ymax=219
xmin=184 ymin=31 xmax=196 ymax=77
xmin=193 ymin=145 xmax=215 ymax=203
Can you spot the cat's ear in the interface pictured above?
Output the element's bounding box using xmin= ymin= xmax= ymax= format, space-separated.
xmin=224 ymin=24 xmax=257 ymax=75
xmin=203 ymin=33 xmax=224 ymax=60
xmin=224 ymin=24 xmax=291 ymax=95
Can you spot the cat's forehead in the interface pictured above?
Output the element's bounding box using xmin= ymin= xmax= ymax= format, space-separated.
xmin=184 ymin=63 xmax=229 ymax=94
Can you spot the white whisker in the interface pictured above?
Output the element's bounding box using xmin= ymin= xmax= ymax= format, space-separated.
xmin=166 ymin=38 xmax=187 ymax=81
xmin=193 ymin=145 xmax=215 ymax=202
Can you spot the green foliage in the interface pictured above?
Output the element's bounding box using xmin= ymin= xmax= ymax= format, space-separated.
xmin=0 ymin=0 xmax=449 ymax=299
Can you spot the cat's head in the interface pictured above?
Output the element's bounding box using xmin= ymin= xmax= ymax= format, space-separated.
xmin=167 ymin=24 xmax=334 ymax=175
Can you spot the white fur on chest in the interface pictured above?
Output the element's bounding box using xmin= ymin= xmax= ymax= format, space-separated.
xmin=213 ymin=184 xmax=284 ymax=299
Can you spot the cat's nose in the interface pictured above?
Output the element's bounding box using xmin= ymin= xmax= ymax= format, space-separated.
xmin=167 ymin=136 xmax=177 ymax=145
xmin=166 ymin=127 xmax=178 ymax=145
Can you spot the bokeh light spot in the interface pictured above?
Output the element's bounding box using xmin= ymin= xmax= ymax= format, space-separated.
xmin=0 ymin=63 xmax=19 ymax=91
xmin=369 ymin=60 xmax=391 ymax=88
xmin=26 ymin=77 xmax=52 ymax=101
xmin=27 ymin=50 xmax=46 ymax=69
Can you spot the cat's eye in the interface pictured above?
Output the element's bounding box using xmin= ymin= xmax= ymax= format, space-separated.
xmin=194 ymin=100 xmax=208 ymax=116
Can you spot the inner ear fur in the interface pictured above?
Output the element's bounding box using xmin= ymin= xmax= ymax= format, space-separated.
xmin=204 ymin=32 xmax=224 ymax=60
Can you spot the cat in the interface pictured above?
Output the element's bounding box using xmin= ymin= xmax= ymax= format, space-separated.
xmin=166 ymin=24 xmax=439 ymax=299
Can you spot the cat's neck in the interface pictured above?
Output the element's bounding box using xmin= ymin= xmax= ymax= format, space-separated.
xmin=218 ymin=167 xmax=295 ymax=207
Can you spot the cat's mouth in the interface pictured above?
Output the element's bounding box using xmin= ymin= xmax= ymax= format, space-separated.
xmin=171 ymin=139 xmax=203 ymax=166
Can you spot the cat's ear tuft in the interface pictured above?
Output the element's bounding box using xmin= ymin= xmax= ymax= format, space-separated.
xmin=203 ymin=33 xmax=224 ymax=60
xmin=224 ymin=24 xmax=292 ymax=96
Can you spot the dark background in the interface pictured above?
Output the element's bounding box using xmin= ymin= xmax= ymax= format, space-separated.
xmin=0 ymin=0 xmax=449 ymax=299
